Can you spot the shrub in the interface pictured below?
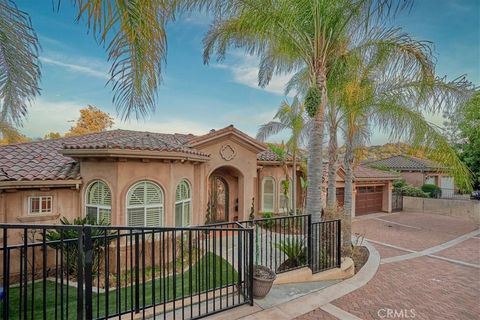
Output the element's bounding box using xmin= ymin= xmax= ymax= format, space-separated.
xmin=400 ymin=185 xmax=429 ymax=198
xmin=275 ymin=238 xmax=307 ymax=267
xmin=421 ymin=184 xmax=442 ymax=198
xmin=44 ymin=216 xmax=115 ymax=277
xmin=258 ymin=212 xmax=275 ymax=229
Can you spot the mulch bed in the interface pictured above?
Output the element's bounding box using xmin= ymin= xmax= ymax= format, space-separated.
xmin=352 ymin=246 xmax=369 ymax=273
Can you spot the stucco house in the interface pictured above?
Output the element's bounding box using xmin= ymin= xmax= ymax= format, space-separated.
xmin=366 ymin=155 xmax=454 ymax=192
xmin=0 ymin=125 xmax=399 ymax=227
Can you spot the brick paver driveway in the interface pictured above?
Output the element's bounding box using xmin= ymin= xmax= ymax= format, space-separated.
xmin=298 ymin=211 xmax=480 ymax=320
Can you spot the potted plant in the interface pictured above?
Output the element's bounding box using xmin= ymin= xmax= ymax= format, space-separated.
xmin=252 ymin=222 xmax=276 ymax=298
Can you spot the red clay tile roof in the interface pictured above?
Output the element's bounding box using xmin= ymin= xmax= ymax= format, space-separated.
xmin=257 ymin=149 xmax=293 ymax=161
xmin=0 ymin=130 xmax=207 ymax=182
xmin=365 ymin=155 xmax=442 ymax=171
xmin=353 ymin=165 xmax=401 ymax=180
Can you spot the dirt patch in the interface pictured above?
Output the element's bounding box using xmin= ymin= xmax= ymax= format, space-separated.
xmin=352 ymin=246 xmax=369 ymax=273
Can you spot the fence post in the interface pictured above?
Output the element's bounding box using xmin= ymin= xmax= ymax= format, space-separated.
xmin=237 ymin=230 xmax=243 ymax=292
xmin=336 ymin=220 xmax=342 ymax=268
xmin=248 ymin=228 xmax=254 ymax=306
xmin=2 ymin=228 xmax=9 ymax=320
xmin=307 ymin=214 xmax=313 ymax=270
xmin=76 ymin=226 xmax=85 ymax=319
xmin=84 ymin=226 xmax=93 ymax=320
xmin=135 ymin=232 xmax=140 ymax=313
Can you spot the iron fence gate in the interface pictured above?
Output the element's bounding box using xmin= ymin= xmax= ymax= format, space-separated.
xmin=0 ymin=224 xmax=254 ymax=320
xmin=392 ymin=191 xmax=403 ymax=211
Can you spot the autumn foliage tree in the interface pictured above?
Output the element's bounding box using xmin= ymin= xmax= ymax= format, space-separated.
xmin=65 ymin=105 xmax=114 ymax=137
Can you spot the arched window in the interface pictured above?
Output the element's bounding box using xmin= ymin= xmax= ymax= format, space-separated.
xmin=86 ymin=180 xmax=112 ymax=224
xmin=279 ymin=179 xmax=293 ymax=214
xmin=175 ymin=180 xmax=192 ymax=226
xmin=127 ymin=181 xmax=164 ymax=227
xmin=262 ymin=177 xmax=276 ymax=212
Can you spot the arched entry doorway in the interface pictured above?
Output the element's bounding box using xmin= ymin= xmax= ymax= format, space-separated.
xmin=208 ymin=166 xmax=243 ymax=223
xmin=210 ymin=176 xmax=229 ymax=222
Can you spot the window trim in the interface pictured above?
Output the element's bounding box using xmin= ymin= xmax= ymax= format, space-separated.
xmin=28 ymin=196 xmax=53 ymax=215
xmin=126 ymin=181 xmax=165 ymax=227
xmin=175 ymin=179 xmax=192 ymax=227
xmin=261 ymin=176 xmax=276 ymax=212
xmin=85 ymin=180 xmax=112 ymax=224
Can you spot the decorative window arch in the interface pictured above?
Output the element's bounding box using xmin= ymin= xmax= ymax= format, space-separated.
xmin=262 ymin=177 xmax=276 ymax=212
xmin=175 ymin=180 xmax=192 ymax=226
xmin=85 ymin=180 xmax=112 ymax=224
xmin=126 ymin=181 xmax=164 ymax=227
xmin=279 ymin=179 xmax=293 ymax=214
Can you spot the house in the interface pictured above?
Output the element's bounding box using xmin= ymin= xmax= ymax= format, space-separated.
xmin=366 ymin=155 xmax=454 ymax=191
xmin=0 ymin=125 xmax=399 ymax=227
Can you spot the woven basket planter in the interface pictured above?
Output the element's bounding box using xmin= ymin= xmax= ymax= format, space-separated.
xmin=252 ymin=265 xmax=276 ymax=299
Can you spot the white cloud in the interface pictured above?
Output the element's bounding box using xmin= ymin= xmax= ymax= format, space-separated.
xmin=20 ymin=99 xmax=84 ymax=137
xmin=40 ymin=56 xmax=109 ymax=80
xmin=214 ymin=53 xmax=296 ymax=96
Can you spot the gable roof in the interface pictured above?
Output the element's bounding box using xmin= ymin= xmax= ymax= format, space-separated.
xmin=366 ymin=155 xmax=442 ymax=172
xmin=189 ymin=125 xmax=267 ymax=153
xmin=353 ymin=165 xmax=401 ymax=181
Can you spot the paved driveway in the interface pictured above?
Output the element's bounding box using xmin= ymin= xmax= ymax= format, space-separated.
xmin=297 ymin=211 xmax=480 ymax=320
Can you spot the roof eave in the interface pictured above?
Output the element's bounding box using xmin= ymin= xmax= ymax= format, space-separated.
xmin=60 ymin=149 xmax=210 ymax=162
xmin=0 ymin=179 xmax=83 ymax=190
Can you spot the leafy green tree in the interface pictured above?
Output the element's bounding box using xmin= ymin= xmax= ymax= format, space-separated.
xmin=449 ymin=92 xmax=480 ymax=189
xmin=257 ymin=97 xmax=310 ymax=214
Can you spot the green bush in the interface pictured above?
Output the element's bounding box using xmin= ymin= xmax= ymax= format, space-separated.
xmin=421 ymin=184 xmax=442 ymax=198
xmin=275 ymin=238 xmax=307 ymax=267
xmin=400 ymin=185 xmax=429 ymax=198
xmin=44 ymin=216 xmax=115 ymax=277
xmin=258 ymin=212 xmax=275 ymax=229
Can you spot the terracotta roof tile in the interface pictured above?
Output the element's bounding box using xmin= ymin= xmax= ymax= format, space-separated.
xmin=353 ymin=165 xmax=401 ymax=179
xmin=366 ymin=155 xmax=442 ymax=171
xmin=0 ymin=130 xmax=207 ymax=182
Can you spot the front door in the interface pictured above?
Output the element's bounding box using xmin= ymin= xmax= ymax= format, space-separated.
xmin=210 ymin=176 xmax=229 ymax=222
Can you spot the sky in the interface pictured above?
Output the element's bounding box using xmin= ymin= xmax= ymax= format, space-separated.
xmin=15 ymin=0 xmax=480 ymax=145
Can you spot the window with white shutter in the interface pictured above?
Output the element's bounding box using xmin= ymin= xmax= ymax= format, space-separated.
xmin=127 ymin=181 xmax=164 ymax=228
xmin=175 ymin=180 xmax=191 ymax=226
xmin=262 ymin=177 xmax=275 ymax=212
xmin=85 ymin=181 xmax=112 ymax=224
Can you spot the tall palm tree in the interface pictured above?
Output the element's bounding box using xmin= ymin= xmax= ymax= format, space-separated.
xmin=202 ymin=0 xmax=412 ymax=223
xmin=0 ymin=0 xmax=174 ymax=141
xmin=257 ymin=97 xmax=310 ymax=214
xmin=334 ymin=35 xmax=474 ymax=249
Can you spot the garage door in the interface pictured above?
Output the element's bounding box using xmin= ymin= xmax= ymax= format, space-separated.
xmin=356 ymin=186 xmax=383 ymax=215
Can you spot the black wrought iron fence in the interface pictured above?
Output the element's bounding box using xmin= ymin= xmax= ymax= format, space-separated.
xmin=0 ymin=224 xmax=253 ymax=320
xmin=309 ymin=219 xmax=341 ymax=274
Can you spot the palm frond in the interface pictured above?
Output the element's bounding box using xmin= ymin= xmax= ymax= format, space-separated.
xmin=256 ymin=121 xmax=287 ymax=142
xmin=0 ymin=0 xmax=41 ymax=125
xmin=73 ymin=0 xmax=172 ymax=119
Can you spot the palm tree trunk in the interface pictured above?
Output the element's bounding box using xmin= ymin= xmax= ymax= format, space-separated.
xmin=306 ymin=72 xmax=327 ymax=223
xmin=326 ymin=121 xmax=338 ymax=209
xmin=343 ymin=130 xmax=354 ymax=254
xmin=292 ymin=151 xmax=297 ymax=214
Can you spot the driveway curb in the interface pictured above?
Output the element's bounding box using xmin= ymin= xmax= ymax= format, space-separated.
xmin=236 ymin=240 xmax=381 ymax=319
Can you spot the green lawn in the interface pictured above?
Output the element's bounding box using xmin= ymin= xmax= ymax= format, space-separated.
xmin=5 ymin=252 xmax=238 ymax=319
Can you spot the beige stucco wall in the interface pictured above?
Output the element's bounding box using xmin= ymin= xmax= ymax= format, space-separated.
xmin=403 ymin=196 xmax=480 ymax=223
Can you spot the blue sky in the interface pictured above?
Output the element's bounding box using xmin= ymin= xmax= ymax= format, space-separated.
xmin=16 ymin=0 xmax=480 ymax=145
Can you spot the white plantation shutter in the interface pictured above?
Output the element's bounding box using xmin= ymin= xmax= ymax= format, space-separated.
xmin=127 ymin=181 xmax=164 ymax=227
xmin=175 ymin=180 xmax=191 ymax=226
xmin=262 ymin=177 xmax=275 ymax=212
xmin=86 ymin=181 xmax=112 ymax=224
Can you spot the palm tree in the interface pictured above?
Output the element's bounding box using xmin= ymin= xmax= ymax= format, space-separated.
xmin=202 ymin=0 xmax=413 ymax=223
xmin=0 ymin=0 xmax=174 ymax=141
xmin=333 ymin=35 xmax=474 ymax=250
xmin=257 ymin=97 xmax=310 ymax=214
